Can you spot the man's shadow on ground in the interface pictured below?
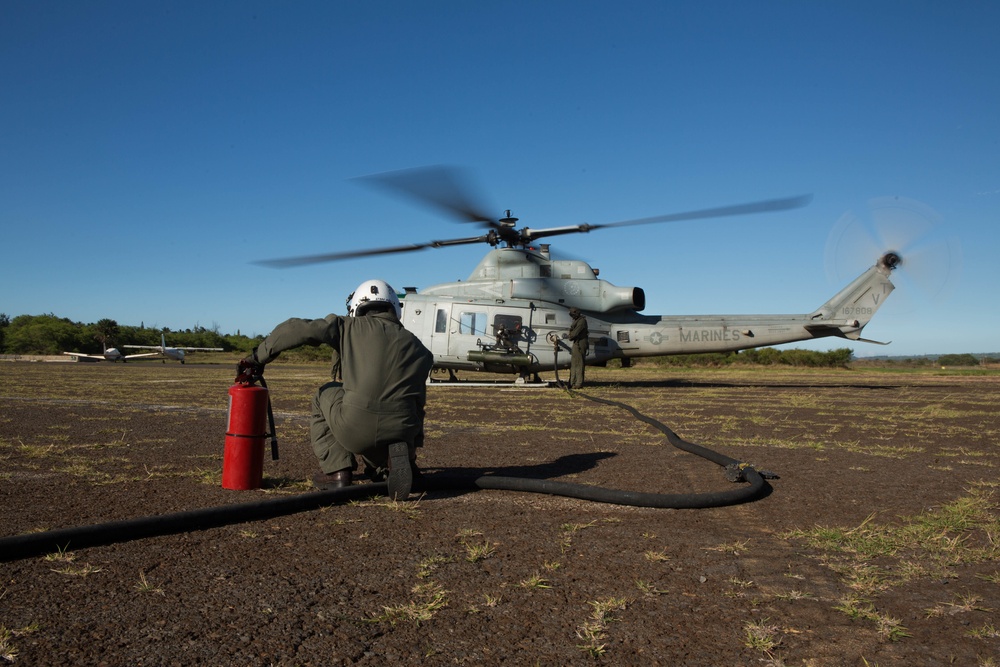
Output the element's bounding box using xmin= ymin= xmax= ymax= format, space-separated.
xmin=414 ymin=450 xmax=617 ymax=498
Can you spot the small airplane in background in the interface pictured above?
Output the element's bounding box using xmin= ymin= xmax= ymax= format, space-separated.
xmin=62 ymin=344 xmax=160 ymax=363
xmin=123 ymin=334 xmax=224 ymax=364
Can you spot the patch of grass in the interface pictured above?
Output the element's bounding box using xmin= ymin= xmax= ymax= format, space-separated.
xmin=43 ymin=544 xmax=75 ymax=563
xmin=785 ymin=490 xmax=1000 ymax=597
xmin=520 ymin=572 xmax=552 ymax=590
xmin=636 ymin=579 xmax=668 ymax=596
xmin=643 ymin=548 xmax=671 ymax=563
xmin=977 ymin=571 xmax=1000 ymax=584
xmin=833 ymin=595 xmax=911 ymax=642
xmin=0 ymin=622 xmax=40 ymax=664
xmin=967 ymin=623 xmax=1000 ymax=639
xmin=876 ymin=614 xmax=911 ymax=642
xmin=743 ymin=617 xmax=782 ymax=656
xmin=833 ymin=594 xmax=876 ymax=620
xmin=0 ymin=627 xmax=17 ymax=664
xmin=560 ymin=520 xmax=597 ymax=533
xmin=455 ymin=528 xmax=483 ymax=541
xmin=134 ymin=571 xmax=165 ymax=596
xmin=704 ymin=538 xmax=750 ymax=555
xmin=375 ymin=496 xmax=423 ymax=519
xmin=16 ymin=441 xmax=58 ymax=458
xmin=559 ymin=519 xmax=598 ymax=552
xmin=372 ymin=581 xmax=448 ymax=625
xmin=455 ymin=528 xmax=496 ymax=563
xmin=416 ymin=554 xmax=453 ymax=579
xmin=261 ymin=477 xmax=313 ymax=493
xmin=576 ymin=597 xmax=628 ymax=658
xmin=193 ymin=467 xmax=222 ymax=485
xmin=50 ymin=562 xmax=103 ymax=577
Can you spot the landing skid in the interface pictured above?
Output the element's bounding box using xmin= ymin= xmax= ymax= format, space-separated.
xmin=427 ymin=370 xmax=554 ymax=388
xmin=427 ymin=378 xmax=554 ymax=388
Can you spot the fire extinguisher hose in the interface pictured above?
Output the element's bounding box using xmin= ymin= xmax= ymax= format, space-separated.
xmin=258 ymin=376 xmax=279 ymax=461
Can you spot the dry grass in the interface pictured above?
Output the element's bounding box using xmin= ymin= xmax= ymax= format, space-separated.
xmin=3 ymin=361 xmax=1000 ymax=664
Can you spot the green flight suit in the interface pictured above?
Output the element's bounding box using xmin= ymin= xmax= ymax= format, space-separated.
xmin=568 ymin=313 xmax=589 ymax=389
xmin=253 ymin=311 xmax=434 ymax=474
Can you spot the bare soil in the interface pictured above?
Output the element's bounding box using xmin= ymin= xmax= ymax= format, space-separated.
xmin=1 ymin=361 xmax=999 ymax=666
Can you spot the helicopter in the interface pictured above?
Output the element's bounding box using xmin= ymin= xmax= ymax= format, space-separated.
xmin=257 ymin=167 xmax=900 ymax=382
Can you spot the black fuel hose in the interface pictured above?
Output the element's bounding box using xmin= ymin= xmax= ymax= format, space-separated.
xmin=0 ymin=362 xmax=773 ymax=562
xmin=0 ymin=462 xmax=767 ymax=563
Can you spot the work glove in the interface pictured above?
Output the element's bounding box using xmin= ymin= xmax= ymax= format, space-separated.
xmin=235 ymin=355 xmax=264 ymax=384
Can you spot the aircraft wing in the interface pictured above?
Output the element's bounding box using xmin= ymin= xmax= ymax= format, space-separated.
xmin=62 ymin=352 xmax=106 ymax=360
xmin=122 ymin=345 xmax=223 ymax=351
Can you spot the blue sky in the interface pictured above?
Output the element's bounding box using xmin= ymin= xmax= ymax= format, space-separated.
xmin=2 ymin=1 xmax=997 ymax=356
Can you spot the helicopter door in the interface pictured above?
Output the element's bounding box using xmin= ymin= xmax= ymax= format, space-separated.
xmin=430 ymin=304 xmax=452 ymax=358
xmin=430 ymin=304 xmax=491 ymax=361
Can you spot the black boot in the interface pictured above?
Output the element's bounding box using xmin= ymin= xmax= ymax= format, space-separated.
xmin=386 ymin=442 xmax=412 ymax=500
xmin=312 ymin=468 xmax=352 ymax=490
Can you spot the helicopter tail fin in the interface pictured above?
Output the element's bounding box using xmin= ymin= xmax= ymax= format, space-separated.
xmin=805 ymin=252 xmax=898 ymax=340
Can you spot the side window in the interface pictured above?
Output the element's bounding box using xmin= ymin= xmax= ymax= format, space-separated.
xmin=435 ymin=309 xmax=447 ymax=334
xmin=459 ymin=311 xmax=487 ymax=335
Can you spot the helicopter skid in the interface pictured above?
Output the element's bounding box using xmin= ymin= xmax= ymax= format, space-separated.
xmin=427 ymin=376 xmax=554 ymax=388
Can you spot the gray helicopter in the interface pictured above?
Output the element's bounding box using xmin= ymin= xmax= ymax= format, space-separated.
xmin=258 ymin=167 xmax=899 ymax=381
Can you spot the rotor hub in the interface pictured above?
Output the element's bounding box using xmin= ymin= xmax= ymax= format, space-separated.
xmin=879 ymin=251 xmax=902 ymax=271
xmin=498 ymin=210 xmax=519 ymax=227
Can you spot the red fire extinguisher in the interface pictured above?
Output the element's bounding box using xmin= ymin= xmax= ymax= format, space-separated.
xmin=223 ymin=377 xmax=278 ymax=490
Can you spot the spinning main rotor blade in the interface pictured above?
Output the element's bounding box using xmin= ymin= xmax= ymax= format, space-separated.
xmin=255 ymin=164 xmax=812 ymax=268
xmin=254 ymin=235 xmax=491 ymax=268
xmin=532 ymin=194 xmax=812 ymax=239
xmin=354 ymin=165 xmax=496 ymax=225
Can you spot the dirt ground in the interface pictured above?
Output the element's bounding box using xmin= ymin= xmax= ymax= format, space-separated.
xmin=1 ymin=360 xmax=998 ymax=666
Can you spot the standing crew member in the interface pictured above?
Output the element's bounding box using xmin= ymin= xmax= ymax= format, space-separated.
xmin=567 ymin=307 xmax=589 ymax=389
xmin=236 ymin=279 xmax=433 ymax=500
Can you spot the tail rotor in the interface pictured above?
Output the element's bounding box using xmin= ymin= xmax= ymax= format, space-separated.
xmin=824 ymin=196 xmax=962 ymax=312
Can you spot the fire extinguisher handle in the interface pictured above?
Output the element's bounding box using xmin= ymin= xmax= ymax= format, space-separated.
xmin=235 ymin=357 xmax=265 ymax=385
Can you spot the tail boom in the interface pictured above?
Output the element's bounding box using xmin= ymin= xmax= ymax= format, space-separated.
xmin=601 ymin=253 xmax=898 ymax=360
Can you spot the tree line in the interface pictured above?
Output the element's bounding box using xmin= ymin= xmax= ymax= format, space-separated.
xmin=0 ymin=313 xmax=260 ymax=356
xmin=645 ymin=347 xmax=856 ymax=368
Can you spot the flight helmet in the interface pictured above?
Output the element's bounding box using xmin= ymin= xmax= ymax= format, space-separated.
xmin=347 ymin=279 xmax=401 ymax=318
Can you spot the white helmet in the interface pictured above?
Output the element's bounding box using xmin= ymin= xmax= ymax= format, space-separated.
xmin=347 ymin=279 xmax=401 ymax=318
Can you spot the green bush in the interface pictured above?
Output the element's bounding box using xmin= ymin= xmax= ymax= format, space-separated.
xmin=648 ymin=347 xmax=855 ymax=368
xmin=937 ymin=353 xmax=980 ymax=366
xmin=5 ymin=314 xmax=86 ymax=355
